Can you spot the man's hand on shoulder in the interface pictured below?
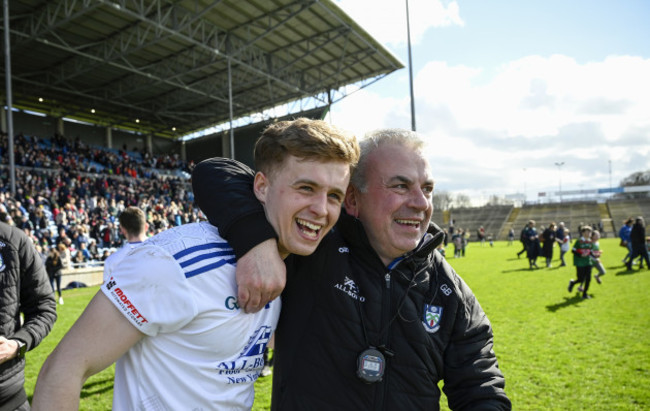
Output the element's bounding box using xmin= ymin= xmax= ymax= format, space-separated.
xmin=236 ymin=239 xmax=286 ymax=313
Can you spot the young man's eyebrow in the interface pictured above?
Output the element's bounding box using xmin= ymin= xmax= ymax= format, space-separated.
xmin=292 ymin=178 xmax=319 ymax=186
xmin=293 ymin=178 xmax=345 ymax=196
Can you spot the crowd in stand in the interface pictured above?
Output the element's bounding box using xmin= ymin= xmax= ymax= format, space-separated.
xmin=0 ymin=131 xmax=201 ymax=273
xmin=2 ymin=132 xmax=193 ymax=177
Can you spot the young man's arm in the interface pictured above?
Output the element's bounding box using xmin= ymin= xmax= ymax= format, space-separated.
xmin=192 ymin=157 xmax=285 ymax=312
xmin=32 ymin=292 xmax=144 ymax=410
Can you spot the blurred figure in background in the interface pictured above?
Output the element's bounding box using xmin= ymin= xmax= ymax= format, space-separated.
xmin=559 ymin=228 xmax=571 ymax=267
xmin=568 ymin=226 xmax=593 ymax=299
xmin=619 ymin=218 xmax=633 ymax=265
xmin=541 ymin=222 xmax=557 ymax=268
xmin=590 ymin=230 xmax=606 ymax=285
xmin=525 ymin=220 xmax=540 ymax=269
xmin=102 ymin=207 xmax=149 ymax=284
xmin=627 ymin=216 xmax=649 ymax=270
xmin=45 ymin=247 xmax=64 ymax=305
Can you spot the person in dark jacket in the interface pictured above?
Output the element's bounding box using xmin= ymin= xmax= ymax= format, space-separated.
xmin=45 ymin=247 xmax=64 ymax=304
xmin=192 ymin=128 xmax=511 ymax=410
xmin=0 ymin=221 xmax=57 ymax=411
xmin=626 ymin=216 xmax=649 ymax=270
xmin=541 ymin=222 xmax=557 ymax=268
xmin=516 ymin=225 xmax=528 ymax=258
xmin=619 ymin=218 xmax=634 ymax=265
xmin=524 ymin=220 xmax=540 ymax=269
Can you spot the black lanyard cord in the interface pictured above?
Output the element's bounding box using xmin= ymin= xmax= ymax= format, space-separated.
xmin=354 ymin=264 xmax=430 ymax=353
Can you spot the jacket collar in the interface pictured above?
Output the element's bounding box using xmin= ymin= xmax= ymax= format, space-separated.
xmin=337 ymin=210 xmax=445 ymax=268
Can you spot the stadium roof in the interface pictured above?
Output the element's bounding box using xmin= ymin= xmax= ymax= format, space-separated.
xmin=3 ymin=0 xmax=403 ymax=139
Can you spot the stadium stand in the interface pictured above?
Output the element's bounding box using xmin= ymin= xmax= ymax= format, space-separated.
xmin=505 ymin=201 xmax=602 ymax=240
xmin=607 ymin=199 xmax=650 ymax=233
xmin=446 ymin=205 xmax=513 ymax=242
xmin=436 ymin=199 xmax=650 ymax=242
xmin=431 ymin=209 xmax=446 ymax=228
xmin=0 ymin=131 xmax=199 ymax=287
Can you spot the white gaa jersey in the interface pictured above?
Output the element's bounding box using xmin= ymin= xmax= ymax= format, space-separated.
xmin=102 ymin=240 xmax=146 ymax=284
xmin=100 ymin=222 xmax=280 ymax=410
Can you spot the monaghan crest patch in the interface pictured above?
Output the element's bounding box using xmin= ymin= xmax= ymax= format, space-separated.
xmin=423 ymin=304 xmax=443 ymax=334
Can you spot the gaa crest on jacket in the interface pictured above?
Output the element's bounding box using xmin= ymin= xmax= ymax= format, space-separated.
xmin=423 ymin=304 xmax=443 ymax=333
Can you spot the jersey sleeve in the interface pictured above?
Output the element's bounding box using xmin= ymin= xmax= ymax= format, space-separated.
xmin=591 ymin=243 xmax=602 ymax=257
xmin=101 ymin=245 xmax=198 ymax=337
xmin=191 ymin=157 xmax=277 ymax=258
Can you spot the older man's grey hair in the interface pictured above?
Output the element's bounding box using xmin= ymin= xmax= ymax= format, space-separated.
xmin=350 ymin=128 xmax=425 ymax=192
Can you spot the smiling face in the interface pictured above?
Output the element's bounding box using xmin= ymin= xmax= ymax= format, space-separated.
xmin=254 ymin=155 xmax=350 ymax=258
xmin=345 ymin=143 xmax=434 ymax=266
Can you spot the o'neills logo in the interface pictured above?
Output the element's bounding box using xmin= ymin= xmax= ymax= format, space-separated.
xmin=113 ymin=287 xmax=149 ymax=325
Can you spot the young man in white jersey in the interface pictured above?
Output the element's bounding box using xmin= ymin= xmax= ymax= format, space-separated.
xmin=102 ymin=206 xmax=148 ymax=284
xmin=32 ymin=118 xmax=359 ymax=410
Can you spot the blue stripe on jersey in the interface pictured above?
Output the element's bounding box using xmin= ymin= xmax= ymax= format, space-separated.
xmin=172 ymin=241 xmax=235 ymax=279
xmin=178 ymin=250 xmax=235 ymax=269
xmin=184 ymin=257 xmax=237 ymax=278
xmin=172 ymin=242 xmax=231 ymax=259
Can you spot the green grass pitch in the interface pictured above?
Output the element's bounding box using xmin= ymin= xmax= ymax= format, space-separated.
xmin=23 ymin=237 xmax=650 ymax=409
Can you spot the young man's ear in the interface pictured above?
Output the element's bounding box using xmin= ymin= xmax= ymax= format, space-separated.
xmin=253 ymin=172 xmax=269 ymax=204
xmin=343 ymin=185 xmax=359 ymax=218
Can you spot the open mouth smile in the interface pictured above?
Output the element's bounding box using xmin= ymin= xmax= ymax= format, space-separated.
xmin=296 ymin=218 xmax=323 ymax=239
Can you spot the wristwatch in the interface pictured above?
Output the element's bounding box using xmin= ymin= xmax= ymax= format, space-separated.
xmin=14 ymin=340 xmax=26 ymax=359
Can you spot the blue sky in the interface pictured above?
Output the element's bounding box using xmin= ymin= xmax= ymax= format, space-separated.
xmin=328 ymin=0 xmax=650 ymax=204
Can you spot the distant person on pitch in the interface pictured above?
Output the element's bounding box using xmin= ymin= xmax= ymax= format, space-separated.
xmin=627 ymin=216 xmax=650 ymax=270
xmin=568 ymin=225 xmax=593 ymax=299
xmin=102 ymin=206 xmax=148 ymax=284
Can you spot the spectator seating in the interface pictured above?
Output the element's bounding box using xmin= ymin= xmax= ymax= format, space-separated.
xmin=508 ymin=201 xmax=601 ymax=240
xmin=1 ymin=130 xmax=200 ymax=277
xmin=440 ymin=199 xmax=650 ymax=241
xmin=447 ymin=205 xmax=513 ymax=242
xmin=607 ymin=199 xmax=650 ymax=233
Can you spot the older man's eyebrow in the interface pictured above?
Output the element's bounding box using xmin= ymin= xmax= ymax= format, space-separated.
xmin=384 ymin=175 xmax=435 ymax=192
xmin=387 ymin=175 xmax=413 ymax=185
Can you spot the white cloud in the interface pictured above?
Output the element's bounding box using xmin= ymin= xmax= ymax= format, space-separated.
xmin=329 ymin=0 xmax=649 ymax=204
xmin=336 ymin=0 xmax=464 ymax=47
xmin=326 ymin=87 xmax=411 ymax=138
xmin=330 ymin=54 xmax=650 ymax=202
